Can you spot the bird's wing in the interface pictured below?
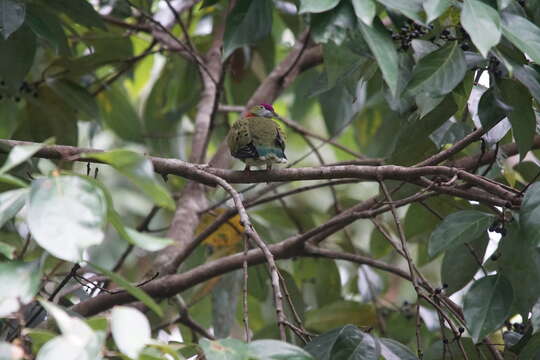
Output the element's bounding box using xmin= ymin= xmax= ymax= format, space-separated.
xmin=228 ymin=118 xmax=260 ymax=159
xmin=275 ymin=123 xmax=286 ymax=150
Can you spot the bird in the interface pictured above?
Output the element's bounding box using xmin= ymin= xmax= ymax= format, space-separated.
xmin=227 ymin=103 xmax=287 ymax=171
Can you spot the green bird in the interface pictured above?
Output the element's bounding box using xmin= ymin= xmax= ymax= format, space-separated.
xmin=227 ymin=103 xmax=287 ymax=171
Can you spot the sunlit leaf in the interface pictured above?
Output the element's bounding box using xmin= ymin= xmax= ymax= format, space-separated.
xmin=461 ymin=0 xmax=501 ymax=57
xmin=0 ymin=260 xmax=40 ymax=317
xmin=0 ymin=188 xmax=27 ymax=229
xmin=0 ymin=140 xmax=52 ymax=175
xmin=86 ymin=150 xmax=175 ymax=211
xmin=27 ymin=176 xmax=107 ymax=262
xmin=111 ymin=306 xmax=151 ymax=359
xmin=299 ymin=0 xmax=340 ymax=14
xmin=0 ymin=0 xmax=25 ymax=39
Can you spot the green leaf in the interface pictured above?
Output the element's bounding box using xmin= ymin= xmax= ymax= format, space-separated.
xmin=499 ymin=222 xmax=540 ymax=315
xmin=0 ymin=24 xmax=36 ymax=90
xmin=477 ymin=87 xmax=507 ymax=131
xmin=222 ymin=0 xmax=273 ymax=59
xmin=27 ymin=176 xmax=108 ymax=262
xmin=0 ymin=140 xmax=52 ymax=175
xmin=45 ymin=0 xmax=105 ymax=30
xmin=423 ymin=0 xmax=451 ymax=23
xmin=0 ymin=188 xmax=27 ymax=229
xmin=200 ymin=338 xmax=251 ymax=360
xmin=428 ymin=210 xmax=494 ymax=257
xmin=463 ymin=274 xmax=513 ymax=343
xmin=0 ymin=174 xmax=27 ymax=188
xmin=376 ymin=0 xmax=424 ymax=23
xmin=501 ymin=12 xmax=540 ymax=65
xmin=37 ymin=301 xmax=104 ymax=360
xmin=319 ymin=85 xmax=356 ymax=136
xmin=323 ymin=41 xmax=365 ymax=89
xmin=0 ymin=240 xmax=16 ymax=259
xmin=408 ymin=42 xmax=467 ymax=96
xmin=359 ymin=18 xmax=400 ymax=96
xmin=0 ymin=0 xmax=25 ymax=39
xmin=305 ymin=325 xmax=382 ymax=360
xmin=499 ymin=79 xmax=536 ymax=160
xmin=26 ymin=3 xmax=69 ymax=55
xmin=0 ymin=260 xmax=40 ymax=316
xmin=85 ymin=150 xmax=175 ymax=211
xmin=520 ymin=182 xmax=540 ymax=242
xmin=514 ymin=65 xmax=540 ymax=105
xmin=249 ymin=340 xmax=313 ymax=359
xmin=111 ymin=306 xmax=151 ymax=359
xmin=305 ymin=300 xmax=377 ymax=332
xmin=48 ymin=79 xmax=99 ymax=119
xmin=90 ymin=264 xmax=163 ymax=317
xmin=461 ymin=0 xmax=501 ymax=57
xmin=312 ymin=1 xmax=357 ymax=44
xmin=441 ymin=233 xmax=489 ymax=295
xmin=0 ymin=100 xmax=18 ymax=138
xmin=380 ymin=338 xmax=418 ymax=360
xmin=299 ymin=0 xmax=340 ymax=14
xmin=294 ymin=258 xmax=341 ymax=308
xmin=351 ymin=0 xmax=376 ymax=25
xmin=123 ymin=228 xmax=174 ymax=252
xmin=97 ymin=83 xmax=143 ymax=142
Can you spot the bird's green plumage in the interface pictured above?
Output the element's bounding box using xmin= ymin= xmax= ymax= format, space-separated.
xmin=227 ymin=112 xmax=287 ymax=169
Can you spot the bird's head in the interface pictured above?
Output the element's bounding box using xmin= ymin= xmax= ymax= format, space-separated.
xmin=246 ymin=104 xmax=278 ymax=118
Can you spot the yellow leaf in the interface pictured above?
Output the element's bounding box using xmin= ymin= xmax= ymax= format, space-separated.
xmin=196 ymin=208 xmax=244 ymax=249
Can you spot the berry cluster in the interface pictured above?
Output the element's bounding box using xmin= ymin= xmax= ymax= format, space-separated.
xmin=489 ymin=219 xmax=507 ymax=237
xmin=391 ymin=21 xmax=433 ymax=51
xmin=0 ymin=80 xmax=38 ymax=102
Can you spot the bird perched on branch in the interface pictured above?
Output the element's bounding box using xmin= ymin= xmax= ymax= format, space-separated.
xmin=227 ymin=104 xmax=287 ymax=171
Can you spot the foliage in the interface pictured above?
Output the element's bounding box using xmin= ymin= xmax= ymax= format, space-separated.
xmin=1 ymin=0 xmax=540 ymax=359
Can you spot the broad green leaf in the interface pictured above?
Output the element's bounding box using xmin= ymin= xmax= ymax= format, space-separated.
xmin=351 ymin=0 xmax=376 ymax=25
xmin=97 ymin=83 xmax=143 ymax=142
xmin=428 ymin=210 xmax=494 ymax=257
xmin=86 ymin=150 xmax=175 ymax=210
xmin=26 ymin=3 xmax=69 ymax=55
xmin=391 ymin=95 xmax=457 ymax=165
xmin=0 ymin=140 xmax=52 ymax=174
xmin=299 ymin=0 xmax=340 ymax=14
xmin=250 ymin=340 xmax=313 ymax=359
xmin=477 ymin=87 xmax=507 ymax=131
xmin=0 ymin=240 xmax=16 ymax=259
xmin=499 ymin=223 xmax=540 ymax=315
xmin=463 ymin=274 xmax=513 ymax=343
xmin=519 ymin=333 xmax=540 ymax=360
xmin=0 ymin=100 xmax=18 ymax=138
xmin=312 ymin=1 xmax=357 ymax=44
xmin=0 ymin=260 xmax=40 ymax=316
xmin=294 ymin=258 xmax=341 ymax=307
xmin=376 ymin=0 xmax=424 ymax=23
xmin=48 ymin=80 xmax=99 ymax=119
xmin=124 ymin=228 xmax=173 ymax=252
xmin=200 ymin=338 xmax=251 ymax=360
xmin=514 ymin=65 xmax=540 ymax=105
xmin=0 ymin=0 xmax=24 ymax=39
xmin=408 ymin=42 xmax=467 ymax=96
xmin=319 ymin=85 xmax=356 ymax=136
xmin=45 ymin=0 xmax=105 ymax=30
xmin=359 ymin=18 xmax=399 ymax=96
xmin=380 ymin=338 xmax=418 ymax=360
xmin=499 ymin=79 xmax=536 ymax=159
xmin=520 ymin=182 xmax=540 ymax=242
xmin=323 ymin=41 xmax=364 ymax=89
xmin=441 ymin=233 xmax=489 ymax=295
xmin=222 ymin=0 xmax=273 ymax=59
xmin=91 ymin=264 xmax=163 ymax=317
xmin=305 ymin=300 xmax=377 ymax=332
xmin=27 ymin=176 xmax=107 ymax=262
xmin=0 ymin=24 xmax=36 ymax=90
xmin=501 ymin=12 xmax=540 ymax=65
xmin=423 ymin=0 xmax=451 ymax=23
xmin=37 ymin=301 xmax=104 ymax=360
xmin=111 ymin=306 xmax=151 ymax=359
xmin=305 ymin=325 xmax=382 ymax=360
xmin=0 ymin=188 xmax=27 ymax=229
xmin=461 ymin=0 xmax=501 ymax=57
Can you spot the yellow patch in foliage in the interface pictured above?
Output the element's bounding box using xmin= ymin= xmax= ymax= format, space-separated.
xmin=196 ymin=208 xmax=244 ymax=248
